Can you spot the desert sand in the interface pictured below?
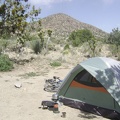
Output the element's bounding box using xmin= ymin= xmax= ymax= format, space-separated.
xmin=0 ymin=55 xmax=109 ymax=120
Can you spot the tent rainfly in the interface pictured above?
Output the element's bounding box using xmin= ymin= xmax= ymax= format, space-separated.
xmin=57 ymin=57 xmax=120 ymax=119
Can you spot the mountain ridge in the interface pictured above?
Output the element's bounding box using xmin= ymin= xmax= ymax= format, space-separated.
xmin=41 ymin=13 xmax=108 ymax=40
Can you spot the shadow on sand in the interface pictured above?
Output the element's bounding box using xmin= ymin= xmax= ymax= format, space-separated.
xmin=78 ymin=111 xmax=97 ymax=119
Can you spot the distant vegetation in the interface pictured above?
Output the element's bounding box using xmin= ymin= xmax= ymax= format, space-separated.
xmin=68 ymin=28 xmax=120 ymax=58
xmin=68 ymin=29 xmax=103 ymax=57
xmin=0 ymin=1 xmax=120 ymax=71
xmin=69 ymin=29 xmax=93 ymax=47
xmin=107 ymin=28 xmax=120 ymax=59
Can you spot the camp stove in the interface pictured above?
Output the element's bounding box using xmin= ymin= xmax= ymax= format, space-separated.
xmin=52 ymin=94 xmax=59 ymax=102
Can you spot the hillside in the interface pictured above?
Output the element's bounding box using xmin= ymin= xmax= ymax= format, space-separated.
xmin=41 ymin=13 xmax=108 ymax=40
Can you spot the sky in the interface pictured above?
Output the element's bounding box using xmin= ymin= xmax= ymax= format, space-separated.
xmin=28 ymin=0 xmax=120 ymax=33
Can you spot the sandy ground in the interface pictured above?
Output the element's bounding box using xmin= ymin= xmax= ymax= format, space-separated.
xmin=0 ymin=57 xmax=109 ymax=120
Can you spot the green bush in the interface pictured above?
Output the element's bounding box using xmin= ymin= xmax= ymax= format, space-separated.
xmin=31 ymin=40 xmax=42 ymax=54
xmin=64 ymin=44 xmax=70 ymax=50
xmin=50 ymin=61 xmax=61 ymax=67
xmin=68 ymin=29 xmax=93 ymax=47
xmin=0 ymin=54 xmax=13 ymax=71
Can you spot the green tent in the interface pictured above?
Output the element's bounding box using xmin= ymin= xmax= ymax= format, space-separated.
xmin=57 ymin=57 xmax=120 ymax=119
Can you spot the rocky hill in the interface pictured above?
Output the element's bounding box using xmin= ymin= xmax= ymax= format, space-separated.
xmin=41 ymin=13 xmax=108 ymax=41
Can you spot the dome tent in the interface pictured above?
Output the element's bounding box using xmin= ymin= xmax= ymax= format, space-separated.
xmin=57 ymin=57 xmax=120 ymax=119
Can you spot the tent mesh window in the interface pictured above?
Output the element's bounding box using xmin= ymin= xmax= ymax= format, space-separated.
xmin=74 ymin=70 xmax=102 ymax=87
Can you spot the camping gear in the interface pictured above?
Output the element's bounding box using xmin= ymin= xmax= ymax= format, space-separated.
xmin=44 ymin=76 xmax=63 ymax=92
xmin=61 ymin=112 xmax=66 ymax=118
xmin=57 ymin=57 xmax=120 ymax=119
xmin=41 ymin=101 xmax=55 ymax=109
xmin=53 ymin=103 xmax=60 ymax=113
xmin=52 ymin=94 xmax=59 ymax=102
xmin=41 ymin=100 xmax=60 ymax=113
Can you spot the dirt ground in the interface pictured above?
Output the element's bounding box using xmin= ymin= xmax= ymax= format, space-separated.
xmin=0 ymin=56 xmax=109 ymax=120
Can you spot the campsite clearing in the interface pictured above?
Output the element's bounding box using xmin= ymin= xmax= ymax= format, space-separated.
xmin=0 ymin=58 xmax=109 ymax=120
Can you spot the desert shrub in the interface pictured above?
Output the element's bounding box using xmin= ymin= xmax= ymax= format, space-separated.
xmin=50 ymin=61 xmax=61 ymax=67
xmin=62 ymin=50 xmax=69 ymax=55
xmin=109 ymin=44 xmax=118 ymax=56
xmin=25 ymin=33 xmax=39 ymax=41
xmin=31 ymin=40 xmax=42 ymax=54
xmin=64 ymin=44 xmax=70 ymax=50
xmin=0 ymin=39 xmax=17 ymax=52
xmin=68 ymin=29 xmax=93 ymax=47
xmin=107 ymin=28 xmax=120 ymax=59
xmin=82 ymin=41 xmax=101 ymax=57
xmin=62 ymin=44 xmax=70 ymax=55
xmin=109 ymin=44 xmax=120 ymax=59
xmin=48 ymin=44 xmax=56 ymax=51
xmin=2 ymin=40 xmax=9 ymax=49
xmin=0 ymin=54 xmax=13 ymax=71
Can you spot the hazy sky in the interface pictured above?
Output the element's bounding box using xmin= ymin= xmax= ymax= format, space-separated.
xmin=28 ymin=0 xmax=120 ymax=33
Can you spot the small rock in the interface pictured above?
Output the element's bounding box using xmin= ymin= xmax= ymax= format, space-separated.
xmin=14 ymin=82 xmax=22 ymax=88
